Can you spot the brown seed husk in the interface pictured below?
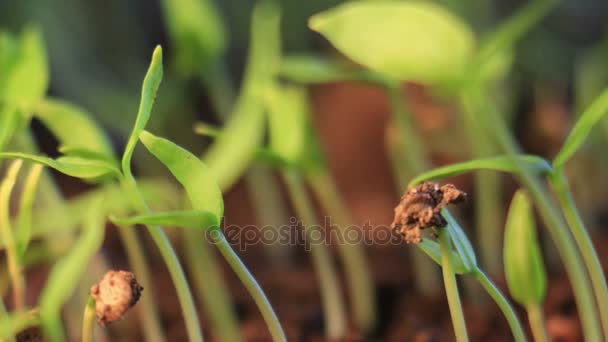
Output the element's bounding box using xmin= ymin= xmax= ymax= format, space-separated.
xmin=90 ymin=270 xmax=143 ymax=326
xmin=391 ymin=182 xmax=466 ymax=244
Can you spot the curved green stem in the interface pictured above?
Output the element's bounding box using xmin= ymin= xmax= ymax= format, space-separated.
xmin=282 ymin=170 xmax=347 ymax=339
xmin=526 ymin=304 xmax=549 ymax=342
xmin=116 ymin=228 xmax=165 ymax=342
xmin=465 ymin=84 xmax=602 ymax=342
xmin=121 ymin=176 xmax=203 ymax=342
xmin=438 ymin=228 xmax=469 ymax=342
xmin=549 ymin=171 xmax=608 ymax=339
xmin=473 ymin=270 xmax=527 ymax=342
xmin=184 ymin=230 xmax=241 ymax=342
xmin=307 ymin=170 xmax=377 ymax=334
xmin=211 ymin=228 xmax=286 ymax=342
xmin=81 ymin=297 xmax=95 ymax=342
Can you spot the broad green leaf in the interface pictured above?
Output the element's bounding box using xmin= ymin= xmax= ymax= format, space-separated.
xmin=553 ymin=88 xmax=608 ymax=170
xmin=0 ymin=152 xmax=121 ymax=180
xmin=418 ymin=239 xmax=469 ymax=274
xmin=0 ymin=105 xmax=22 ymax=151
xmin=444 ymin=210 xmax=477 ymax=273
xmin=309 ymin=1 xmax=474 ymax=84
xmin=0 ymin=27 xmax=49 ymax=112
xmin=266 ymin=84 xmax=307 ymax=165
xmin=408 ymin=155 xmax=552 ymax=187
xmin=110 ymin=210 xmax=216 ymax=230
xmin=34 ymin=98 xmax=114 ymax=158
xmin=280 ymin=55 xmax=383 ymax=84
xmin=39 ymin=200 xmax=105 ymax=342
xmin=16 ymin=164 xmax=43 ymax=258
xmin=160 ymin=0 xmax=226 ymax=75
xmin=504 ymin=190 xmax=547 ymax=306
xmin=121 ymin=46 xmax=163 ymax=175
xmin=203 ymin=0 xmax=281 ymax=191
xmin=140 ymin=130 xmax=223 ymax=220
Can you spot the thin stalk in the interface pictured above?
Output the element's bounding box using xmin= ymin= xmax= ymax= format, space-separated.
xmin=466 ymin=84 xmax=602 ymax=341
xmin=211 ymin=228 xmax=287 ymax=342
xmin=282 ymin=170 xmax=347 ymax=339
xmin=549 ymin=171 xmax=608 ymax=337
xmin=526 ymin=304 xmax=549 ymax=342
xmin=116 ymin=228 xmax=165 ymax=342
xmin=307 ymin=170 xmax=377 ymax=334
xmin=438 ymin=228 xmax=469 ymax=342
xmin=120 ymin=176 xmax=203 ymax=342
xmin=0 ymin=160 xmax=25 ymax=310
xmin=200 ymin=61 xmax=236 ymax=121
xmin=183 ymin=230 xmax=241 ymax=342
xmin=81 ymin=297 xmax=96 ymax=342
xmin=385 ymin=83 xmax=441 ymax=296
xmin=473 ymin=270 xmax=527 ymax=342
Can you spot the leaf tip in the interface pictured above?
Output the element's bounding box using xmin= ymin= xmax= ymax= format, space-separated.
xmin=308 ymin=14 xmax=324 ymax=32
xmin=152 ymin=45 xmax=163 ymax=65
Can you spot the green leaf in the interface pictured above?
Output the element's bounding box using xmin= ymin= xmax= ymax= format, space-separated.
xmin=418 ymin=238 xmax=469 ymax=274
xmin=140 ymin=130 xmax=223 ymax=220
xmin=160 ymin=0 xmax=226 ymax=75
xmin=408 ymin=155 xmax=552 ymax=187
xmin=110 ymin=210 xmax=216 ymax=230
xmin=309 ymin=1 xmax=474 ymax=84
xmin=504 ymin=189 xmax=547 ymax=306
xmin=34 ymin=98 xmax=115 ymax=158
xmin=0 ymin=310 xmax=39 ymax=340
xmin=0 ymin=152 xmax=121 ymax=181
xmin=553 ymin=88 xmax=608 ymax=170
xmin=0 ymin=105 xmax=22 ymax=151
xmin=0 ymin=27 xmax=49 ymax=112
xmin=121 ymin=46 xmax=163 ymax=176
xmin=16 ymin=164 xmax=43 ymax=258
xmin=266 ymin=84 xmax=307 ymax=165
xmin=444 ymin=210 xmax=477 ymax=273
xmin=203 ymin=0 xmax=281 ymax=191
xmin=280 ymin=54 xmax=383 ymax=84
xmin=39 ymin=200 xmax=105 ymax=342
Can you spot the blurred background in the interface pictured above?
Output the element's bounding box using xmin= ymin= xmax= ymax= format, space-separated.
xmin=2 ymin=0 xmax=608 ymax=340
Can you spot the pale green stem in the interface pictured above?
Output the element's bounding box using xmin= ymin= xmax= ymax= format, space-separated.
xmin=466 ymin=85 xmax=602 ymax=342
xmin=385 ymin=83 xmax=441 ymax=296
xmin=473 ymin=270 xmax=527 ymax=342
xmin=282 ymin=170 xmax=347 ymax=339
xmin=183 ymin=230 xmax=241 ymax=342
xmin=121 ymin=176 xmax=203 ymax=342
xmin=307 ymin=170 xmax=376 ymax=334
xmin=549 ymin=171 xmax=608 ymax=338
xmin=438 ymin=228 xmax=469 ymax=342
xmin=526 ymin=304 xmax=549 ymax=342
xmin=81 ymin=297 xmax=96 ymax=342
xmin=116 ymin=228 xmax=165 ymax=342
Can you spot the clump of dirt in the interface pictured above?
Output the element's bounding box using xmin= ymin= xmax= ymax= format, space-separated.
xmin=90 ymin=270 xmax=143 ymax=326
xmin=391 ymin=182 xmax=466 ymax=243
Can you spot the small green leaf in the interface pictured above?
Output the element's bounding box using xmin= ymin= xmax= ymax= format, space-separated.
xmin=309 ymin=1 xmax=474 ymax=84
xmin=202 ymin=0 xmax=280 ymax=191
xmin=110 ymin=210 xmax=216 ymax=230
xmin=266 ymin=84 xmax=307 ymax=165
xmin=504 ymin=190 xmax=547 ymax=306
xmin=444 ymin=210 xmax=477 ymax=273
xmin=160 ymin=0 xmax=226 ymax=75
xmin=408 ymin=155 xmax=552 ymax=187
xmin=418 ymin=239 xmax=469 ymax=274
xmin=0 ymin=27 xmax=49 ymax=112
xmin=39 ymin=200 xmax=105 ymax=342
xmin=16 ymin=163 xmax=43 ymax=258
xmin=0 ymin=152 xmax=121 ymax=180
xmin=122 ymin=46 xmax=163 ymax=175
xmin=34 ymin=98 xmax=115 ymax=158
xmin=553 ymin=88 xmax=608 ymax=170
xmin=280 ymin=55 xmax=383 ymax=84
xmin=140 ymin=130 xmax=223 ymax=220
